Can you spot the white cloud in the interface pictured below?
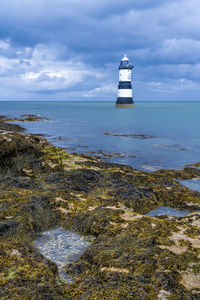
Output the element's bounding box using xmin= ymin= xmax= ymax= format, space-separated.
xmin=0 ymin=40 xmax=106 ymax=99
xmin=147 ymin=79 xmax=197 ymax=93
xmin=158 ymin=39 xmax=200 ymax=62
xmin=83 ymin=84 xmax=117 ymax=97
xmin=0 ymin=0 xmax=200 ymax=101
xmin=0 ymin=39 xmax=10 ymax=51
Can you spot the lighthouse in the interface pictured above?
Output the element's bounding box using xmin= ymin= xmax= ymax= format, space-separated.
xmin=115 ymin=54 xmax=134 ymax=108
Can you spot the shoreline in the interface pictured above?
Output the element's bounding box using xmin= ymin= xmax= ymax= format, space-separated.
xmin=1 ymin=116 xmax=200 ymax=299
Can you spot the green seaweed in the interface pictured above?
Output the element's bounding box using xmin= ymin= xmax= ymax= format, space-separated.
xmin=0 ymin=117 xmax=200 ymax=299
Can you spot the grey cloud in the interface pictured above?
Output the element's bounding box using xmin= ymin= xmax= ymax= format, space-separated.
xmin=0 ymin=41 xmax=108 ymax=99
xmin=0 ymin=0 xmax=200 ymax=100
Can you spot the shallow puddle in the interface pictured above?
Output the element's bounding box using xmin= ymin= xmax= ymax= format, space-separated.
xmin=33 ymin=227 xmax=90 ymax=282
xmin=141 ymin=165 xmax=162 ymax=172
xmin=178 ymin=178 xmax=200 ymax=192
xmin=146 ymin=206 xmax=191 ymax=217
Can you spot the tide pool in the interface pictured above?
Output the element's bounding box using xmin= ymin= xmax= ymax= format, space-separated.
xmin=33 ymin=227 xmax=90 ymax=282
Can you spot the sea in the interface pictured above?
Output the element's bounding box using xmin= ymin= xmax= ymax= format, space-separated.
xmin=1 ymin=101 xmax=200 ymax=171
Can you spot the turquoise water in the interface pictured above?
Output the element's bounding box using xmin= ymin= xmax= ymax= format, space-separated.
xmin=1 ymin=101 xmax=200 ymax=170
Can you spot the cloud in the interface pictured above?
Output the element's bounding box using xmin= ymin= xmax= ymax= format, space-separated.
xmin=0 ymin=39 xmax=10 ymax=51
xmin=83 ymin=84 xmax=117 ymax=97
xmin=0 ymin=0 xmax=200 ymax=100
xmin=0 ymin=41 xmax=109 ymax=100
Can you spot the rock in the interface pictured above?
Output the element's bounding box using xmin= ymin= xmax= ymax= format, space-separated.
xmin=104 ymin=132 xmax=157 ymax=139
xmin=0 ymin=220 xmax=16 ymax=235
xmin=5 ymin=114 xmax=50 ymax=122
xmin=16 ymin=176 xmax=31 ymax=188
xmin=0 ymin=118 xmax=200 ymax=299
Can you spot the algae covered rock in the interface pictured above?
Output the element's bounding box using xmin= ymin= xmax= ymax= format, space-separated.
xmin=1 ymin=118 xmax=200 ymax=299
xmin=0 ymin=220 xmax=16 ymax=236
xmin=0 ymin=116 xmax=25 ymax=132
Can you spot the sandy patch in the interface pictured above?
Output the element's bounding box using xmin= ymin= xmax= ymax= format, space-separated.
xmin=171 ymin=231 xmax=200 ymax=249
xmin=101 ymin=267 xmax=129 ymax=274
xmin=159 ymin=226 xmax=200 ymax=254
xmin=121 ymin=212 xmax=143 ymax=221
xmin=180 ymin=270 xmax=200 ymax=290
xmin=57 ymin=207 xmax=71 ymax=214
xmin=104 ymin=206 xmax=122 ymax=210
xmin=88 ymin=206 xmax=97 ymax=211
xmin=120 ymin=223 xmax=129 ymax=229
xmin=157 ymin=289 xmax=171 ymax=300
xmin=10 ymin=249 xmax=21 ymax=258
xmin=54 ymin=197 xmax=68 ymax=203
xmin=159 ymin=245 xmax=187 ymax=255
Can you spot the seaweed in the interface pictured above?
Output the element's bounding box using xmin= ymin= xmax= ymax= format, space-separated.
xmin=0 ymin=122 xmax=200 ymax=299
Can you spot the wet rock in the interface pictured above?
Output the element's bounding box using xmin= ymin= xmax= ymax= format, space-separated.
xmin=31 ymin=159 xmax=42 ymax=169
xmin=16 ymin=176 xmax=31 ymax=188
xmin=85 ymin=149 xmax=136 ymax=159
xmin=5 ymin=114 xmax=50 ymax=122
xmin=0 ymin=121 xmax=25 ymax=132
xmin=52 ymin=136 xmax=72 ymax=142
xmin=0 ymin=220 xmax=16 ymax=235
xmin=1 ymin=121 xmax=200 ymax=299
xmin=104 ymin=132 xmax=157 ymax=139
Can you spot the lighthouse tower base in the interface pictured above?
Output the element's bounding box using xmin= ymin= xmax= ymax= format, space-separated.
xmin=115 ymin=98 xmax=134 ymax=108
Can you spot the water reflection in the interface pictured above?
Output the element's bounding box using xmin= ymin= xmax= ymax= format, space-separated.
xmin=178 ymin=179 xmax=200 ymax=192
xmin=146 ymin=206 xmax=191 ymax=217
xmin=33 ymin=227 xmax=89 ymax=282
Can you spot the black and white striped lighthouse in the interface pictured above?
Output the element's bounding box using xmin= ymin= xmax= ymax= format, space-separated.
xmin=115 ymin=54 xmax=134 ymax=108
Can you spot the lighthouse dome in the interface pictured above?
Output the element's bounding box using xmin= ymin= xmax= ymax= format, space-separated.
xmin=119 ymin=54 xmax=133 ymax=69
xmin=122 ymin=54 xmax=129 ymax=61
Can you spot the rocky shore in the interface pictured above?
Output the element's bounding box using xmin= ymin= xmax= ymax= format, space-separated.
xmin=0 ymin=116 xmax=200 ymax=299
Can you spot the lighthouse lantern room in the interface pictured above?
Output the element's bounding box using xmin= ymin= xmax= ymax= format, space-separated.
xmin=115 ymin=54 xmax=134 ymax=108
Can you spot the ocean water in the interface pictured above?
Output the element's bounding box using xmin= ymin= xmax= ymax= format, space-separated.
xmin=1 ymin=101 xmax=200 ymax=170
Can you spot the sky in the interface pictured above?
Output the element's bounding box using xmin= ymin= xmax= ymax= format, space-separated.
xmin=0 ymin=0 xmax=200 ymax=101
